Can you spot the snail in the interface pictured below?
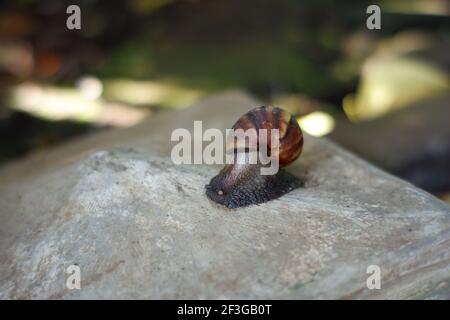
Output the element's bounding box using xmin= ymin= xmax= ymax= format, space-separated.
xmin=205 ymin=106 xmax=303 ymax=208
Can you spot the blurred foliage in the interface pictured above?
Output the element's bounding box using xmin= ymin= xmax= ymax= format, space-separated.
xmin=380 ymin=0 xmax=449 ymax=16
xmin=344 ymin=57 xmax=449 ymax=121
xmin=98 ymin=36 xmax=339 ymax=96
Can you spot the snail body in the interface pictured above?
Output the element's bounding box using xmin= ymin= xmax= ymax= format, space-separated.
xmin=205 ymin=106 xmax=303 ymax=208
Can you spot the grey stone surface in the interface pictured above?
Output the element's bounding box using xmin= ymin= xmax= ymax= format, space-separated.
xmin=0 ymin=91 xmax=449 ymax=299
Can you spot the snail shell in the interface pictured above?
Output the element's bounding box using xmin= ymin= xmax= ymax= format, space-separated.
xmin=205 ymin=106 xmax=303 ymax=208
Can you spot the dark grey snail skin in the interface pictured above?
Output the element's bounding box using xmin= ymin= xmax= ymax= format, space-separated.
xmin=205 ymin=164 xmax=302 ymax=208
xmin=205 ymin=106 xmax=304 ymax=209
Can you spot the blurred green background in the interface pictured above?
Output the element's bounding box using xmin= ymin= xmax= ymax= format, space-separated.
xmin=0 ymin=0 xmax=449 ymax=200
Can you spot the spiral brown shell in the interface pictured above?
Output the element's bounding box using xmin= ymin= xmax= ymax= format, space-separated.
xmin=205 ymin=106 xmax=304 ymax=208
xmin=227 ymin=105 xmax=303 ymax=167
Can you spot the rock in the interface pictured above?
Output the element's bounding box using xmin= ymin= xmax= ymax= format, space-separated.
xmin=0 ymin=91 xmax=449 ymax=299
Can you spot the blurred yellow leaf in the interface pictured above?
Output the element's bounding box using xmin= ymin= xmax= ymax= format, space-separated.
xmin=344 ymin=57 xmax=449 ymax=121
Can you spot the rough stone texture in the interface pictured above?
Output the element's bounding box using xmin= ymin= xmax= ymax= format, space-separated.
xmin=0 ymin=91 xmax=449 ymax=299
